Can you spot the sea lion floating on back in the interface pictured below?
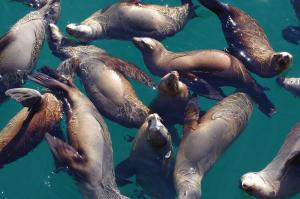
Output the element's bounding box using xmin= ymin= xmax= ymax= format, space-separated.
xmin=65 ymin=0 xmax=197 ymax=42
xmin=198 ymin=0 xmax=292 ymax=77
xmin=115 ymin=114 xmax=175 ymax=199
xmin=174 ymin=93 xmax=253 ymax=198
xmin=47 ymin=24 xmax=154 ymax=128
xmin=29 ymin=71 xmax=128 ymax=199
xmin=0 ymin=0 xmax=60 ymax=103
xmin=240 ymin=122 xmax=300 ymax=198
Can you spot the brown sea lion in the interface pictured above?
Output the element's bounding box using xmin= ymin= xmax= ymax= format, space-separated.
xmin=29 ymin=71 xmax=128 ymax=199
xmin=240 ymin=122 xmax=300 ymax=198
xmin=116 ymin=114 xmax=175 ymax=199
xmin=0 ymin=88 xmax=62 ymax=167
xmin=47 ymin=24 xmax=154 ymax=128
xmin=0 ymin=0 xmax=60 ymax=103
xmin=133 ymin=37 xmax=275 ymax=117
xmin=65 ymin=0 xmax=196 ymax=42
xmin=282 ymin=0 xmax=300 ymax=45
xmin=174 ymin=93 xmax=253 ymax=198
xmin=198 ymin=0 xmax=292 ymax=77
xmin=149 ymin=71 xmax=190 ymax=126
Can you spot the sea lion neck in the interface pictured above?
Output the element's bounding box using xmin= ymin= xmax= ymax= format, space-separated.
xmin=143 ymin=48 xmax=172 ymax=76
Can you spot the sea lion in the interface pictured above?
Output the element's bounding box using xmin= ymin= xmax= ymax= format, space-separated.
xmin=149 ymin=71 xmax=190 ymax=126
xmin=0 ymin=88 xmax=62 ymax=167
xmin=276 ymin=76 xmax=300 ymax=97
xmin=133 ymin=37 xmax=275 ymax=117
xmin=48 ymin=24 xmax=154 ymax=128
xmin=198 ymin=0 xmax=292 ymax=77
xmin=240 ymin=122 xmax=300 ymax=198
xmin=174 ymin=93 xmax=253 ymax=199
xmin=115 ymin=114 xmax=175 ymax=199
xmin=65 ymin=0 xmax=196 ymax=42
xmin=282 ymin=0 xmax=300 ymax=45
xmin=0 ymin=0 xmax=60 ymax=103
xmin=29 ymin=71 xmax=128 ymax=199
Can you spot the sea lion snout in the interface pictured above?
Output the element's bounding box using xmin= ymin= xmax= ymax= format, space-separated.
xmin=66 ymin=24 xmax=93 ymax=43
xmin=132 ymin=37 xmax=157 ymax=52
xmin=146 ymin=114 xmax=170 ymax=147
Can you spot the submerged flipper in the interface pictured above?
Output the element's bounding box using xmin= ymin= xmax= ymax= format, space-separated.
xmin=183 ymin=97 xmax=200 ymax=136
xmin=181 ymin=77 xmax=225 ymax=100
xmin=45 ymin=133 xmax=85 ymax=171
xmin=115 ymin=158 xmax=135 ymax=186
xmin=5 ymin=88 xmax=42 ymax=107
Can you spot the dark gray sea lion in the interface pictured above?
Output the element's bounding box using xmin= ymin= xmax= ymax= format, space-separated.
xmin=198 ymin=0 xmax=292 ymax=78
xmin=174 ymin=93 xmax=253 ymax=198
xmin=0 ymin=88 xmax=62 ymax=167
xmin=65 ymin=0 xmax=196 ymax=42
xmin=149 ymin=71 xmax=190 ymax=126
xmin=0 ymin=0 xmax=60 ymax=103
xmin=240 ymin=122 xmax=300 ymax=198
xmin=116 ymin=114 xmax=175 ymax=199
xmin=29 ymin=71 xmax=128 ymax=199
xmin=282 ymin=0 xmax=300 ymax=45
xmin=133 ymin=37 xmax=275 ymax=117
xmin=277 ymin=76 xmax=300 ymax=97
xmin=48 ymin=24 xmax=154 ymax=128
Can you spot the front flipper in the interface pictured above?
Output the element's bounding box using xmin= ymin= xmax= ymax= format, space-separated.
xmin=5 ymin=88 xmax=42 ymax=108
xmin=115 ymin=158 xmax=135 ymax=186
xmin=181 ymin=76 xmax=225 ymax=100
xmin=183 ymin=97 xmax=200 ymax=136
xmin=99 ymin=54 xmax=156 ymax=88
xmin=282 ymin=26 xmax=300 ymax=45
xmin=45 ymin=133 xmax=85 ymax=173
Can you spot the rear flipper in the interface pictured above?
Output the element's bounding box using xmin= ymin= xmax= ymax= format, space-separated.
xmin=282 ymin=26 xmax=300 ymax=45
xmin=45 ymin=133 xmax=85 ymax=174
xmin=115 ymin=158 xmax=135 ymax=187
xmin=181 ymin=0 xmax=200 ymax=18
xmin=5 ymin=88 xmax=42 ymax=108
xmin=181 ymin=77 xmax=225 ymax=100
xmin=197 ymin=0 xmax=227 ymax=13
xmin=28 ymin=71 xmax=72 ymax=93
xmin=39 ymin=58 xmax=79 ymax=83
xmin=244 ymin=86 xmax=276 ymax=117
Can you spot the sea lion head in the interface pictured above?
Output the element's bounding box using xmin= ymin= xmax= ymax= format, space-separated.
xmin=158 ymin=71 xmax=188 ymax=97
xmin=146 ymin=114 xmax=170 ymax=148
xmin=271 ymin=52 xmax=293 ymax=75
xmin=276 ymin=76 xmax=300 ymax=92
xmin=132 ymin=37 xmax=165 ymax=55
xmin=42 ymin=0 xmax=61 ymax=24
xmin=240 ymin=172 xmax=276 ymax=198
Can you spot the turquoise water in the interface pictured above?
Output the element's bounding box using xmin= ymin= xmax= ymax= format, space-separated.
xmin=0 ymin=0 xmax=300 ymax=198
